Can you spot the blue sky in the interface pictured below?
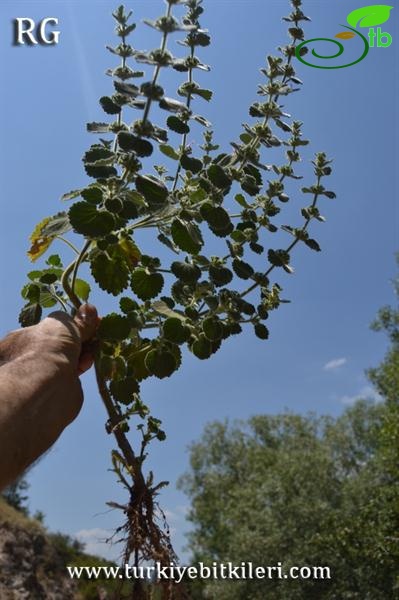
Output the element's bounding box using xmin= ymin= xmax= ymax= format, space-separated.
xmin=0 ymin=1 xmax=397 ymax=561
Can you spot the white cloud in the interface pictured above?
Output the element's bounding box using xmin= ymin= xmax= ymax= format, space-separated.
xmin=323 ymin=357 xmax=347 ymax=371
xmin=75 ymin=528 xmax=122 ymax=562
xmin=340 ymin=385 xmax=382 ymax=406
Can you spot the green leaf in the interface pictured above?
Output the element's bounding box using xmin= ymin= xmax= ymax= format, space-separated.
xmin=61 ymin=189 xmax=82 ymax=201
xmin=305 ymin=238 xmax=321 ymax=252
xmin=131 ymin=268 xmax=164 ymax=300
xmin=171 ymin=219 xmax=203 ymax=254
xmin=207 ymin=164 xmax=232 ymax=190
xmin=46 ymin=254 xmax=62 ymax=267
xmin=268 ymin=249 xmax=293 ymax=274
xmin=209 ymin=265 xmax=233 ymax=287
xmin=234 ymin=194 xmax=251 ymax=209
xmin=254 ymin=323 xmax=269 ymax=340
xmin=22 ymin=283 xmax=40 ymax=303
xmin=202 ymin=317 xmax=223 ymax=342
xmin=135 ymin=175 xmax=169 ymax=208
xmin=83 ymin=146 xmax=114 ymax=164
xmin=91 ymin=252 xmax=130 ymax=295
xmin=194 ymin=88 xmax=213 ymax=102
xmin=152 ymin=300 xmax=185 ymax=320
xmin=113 ymin=80 xmax=139 ymax=97
xmin=98 ymin=313 xmax=131 ymax=341
xmin=159 ymin=144 xmax=180 ymax=160
xmin=19 ymin=303 xmax=42 ymax=327
xmin=145 ymin=348 xmax=178 ymax=379
xmin=191 ymin=334 xmax=212 ymax=360
xmin=81 ymin=187 xmax=103 ymax=204
xmin=163 ymin=317 xmax=190 ymax=344
xmin=201 ymin=205 xmax=232 ymax=236
xmin=74 ymin=279 xmax=91 ymax=302
xmin=110 ymin=377 xmax=140 ymax=405
xmin=232 ymin=259 xmax=254 ymax=280
xmin=87 ymin=122 xmax=110 ymax=133
xmin=180 ymin=154 xmax=203 ymax=174
xmin=69 ymin=202 xmax=115 ymax=237
xmin=84 ymin=164 xmax=118 ymax=179
xmin=117 ymin=132 xmax=153 ymax=157
xmin=347 ymin=5 xmax=393 ymax=28
xmin=40 ymin=272 xmax=58 ymax=285
xmin=99 ymin=96 xmax=121 ymax=114
xmin=167 ymin=116 xmax=190 ymax=134
xmin=171 ymin=261 xmax=201 ymax=283
xmin=120 ymin=297 xmax=139 ymax=313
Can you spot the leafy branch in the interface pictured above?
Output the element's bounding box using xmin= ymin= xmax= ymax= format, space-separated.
xmin=20 ymin=1 xmax=336 ymax=596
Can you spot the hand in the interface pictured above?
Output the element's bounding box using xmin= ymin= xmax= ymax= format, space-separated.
xmin=0 ymin=304 xmax=99 ymax=489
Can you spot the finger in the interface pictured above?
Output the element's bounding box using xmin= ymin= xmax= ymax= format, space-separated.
xmin=74 ymin=304 xmax=99 ymax=343
xmin=78 ymin=350 xmax=95 ymax=375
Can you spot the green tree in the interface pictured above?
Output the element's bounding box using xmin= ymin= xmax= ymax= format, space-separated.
xmin=179 ymin=265 xmax=399 ymax=599
xmin=180 ymin=402 xmax=393 ymax=599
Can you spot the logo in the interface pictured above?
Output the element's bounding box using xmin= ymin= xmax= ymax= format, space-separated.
xmin=296 ymin=5 xmax=393 ymax=69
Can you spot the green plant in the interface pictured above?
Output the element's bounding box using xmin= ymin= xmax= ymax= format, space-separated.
xmin=19 ymin=0 xmax=334 ymax=594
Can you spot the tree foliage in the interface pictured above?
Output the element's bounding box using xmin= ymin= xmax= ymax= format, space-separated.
xmin=179 ymin=267 xmax=399 ymax=599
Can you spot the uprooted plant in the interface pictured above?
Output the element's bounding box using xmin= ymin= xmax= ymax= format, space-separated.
xmin=19 ymin=0 xmax=335 ymax=597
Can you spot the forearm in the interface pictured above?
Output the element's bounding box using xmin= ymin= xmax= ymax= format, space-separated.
xmin=0 ymin=348 xmax=82 ymax=490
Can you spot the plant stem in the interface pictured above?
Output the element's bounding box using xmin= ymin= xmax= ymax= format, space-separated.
xmin=113 ymin=32 xmax=127 ymax=154
xmin=56 ymin=236 xmax=80 ymax=255
xmin=95 ymin=361 xmax=145 ymax=487
xmin=171 ymin=45 xmax=195 ymax=192
xmin=141 ymin=2 xmax=173 ymax=128
xmin=71 ymin=240 xmax=92 ymax=300
xmin=61 ymin=240 xmax=92 ymax=310
xmin=240 ymin=177 xmax=321 ymax=299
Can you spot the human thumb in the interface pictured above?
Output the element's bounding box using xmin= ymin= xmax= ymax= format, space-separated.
xmin=73 ymin=304 xmax=99 ymax=343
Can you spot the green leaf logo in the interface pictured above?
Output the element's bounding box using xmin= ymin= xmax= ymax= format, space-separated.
xmin=347 ymin=5 xmax=393 ymax=28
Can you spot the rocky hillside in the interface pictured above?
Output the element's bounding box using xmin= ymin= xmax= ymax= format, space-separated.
xmin=0 ymin=498 xmax=116 ymax=599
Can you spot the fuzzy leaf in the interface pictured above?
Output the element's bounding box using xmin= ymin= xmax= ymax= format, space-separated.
xmin=254 ymin=323 xmax=269 ymax=340
xmin=61 ymin=189 xmax=82 ymax=202
xmin=74 ymin=279 xmax=91 ymax=302
xmin=207 ymin=164 xmax=232 ymax=190
xmin=69 ymin=202 xmax=115 ymax=237
xmin=202 ymin=317 xmax=223 ymax=342
xmin=110 ymin=377 xmax=140 ymax=405
xmin=83 ymin=146 xmax=114 ymax=164
xmin=159 ymin=144 xmax=180 ymax=160
xmin=145 ymin=349 xmax=178 ymax=379
xmin=167 ymin=116 xmax=190 ymax=134
xmin=28 ymin=213 xmax=71 ymax=262
xmin=180 ymin=154 xmax=203 ymax=174
xmin=81 ymin=187 xmax=103 ymax=204
xmin=100 ymin=96 xmax=121 ymax=114
xmin=152 ymin=300 xmax=185 ymax=320
xmin=19 ymin=303 xmax=42 ymax=327
xmin=232 ymin=259 xmax=254 ymax=280
xmin=163 ymin=318 xmax=190 ymax=344
xmin=171 ymin=219 xmax=203 ymax=254
xmin=87 ymin=122 xmax=110 ymax=133
xmin=98 ymin=313 xmax=131 ymax=341
xmin=113 ymin=80 xmax=139 ymax=97
xmin=117 ymin=132 xmax=153 ymax=157
xmin=209 ymin=265 xmax=233 ymax=287
xmin=136 ymin=175 xmax=169 ymax=208
xmin=91 ymin=253 xmax=130 ymax=296
xmin=131 ymin=268 xmax=164 ymax=301
xmin=171 ymin=261 xmax=201 ymax=283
